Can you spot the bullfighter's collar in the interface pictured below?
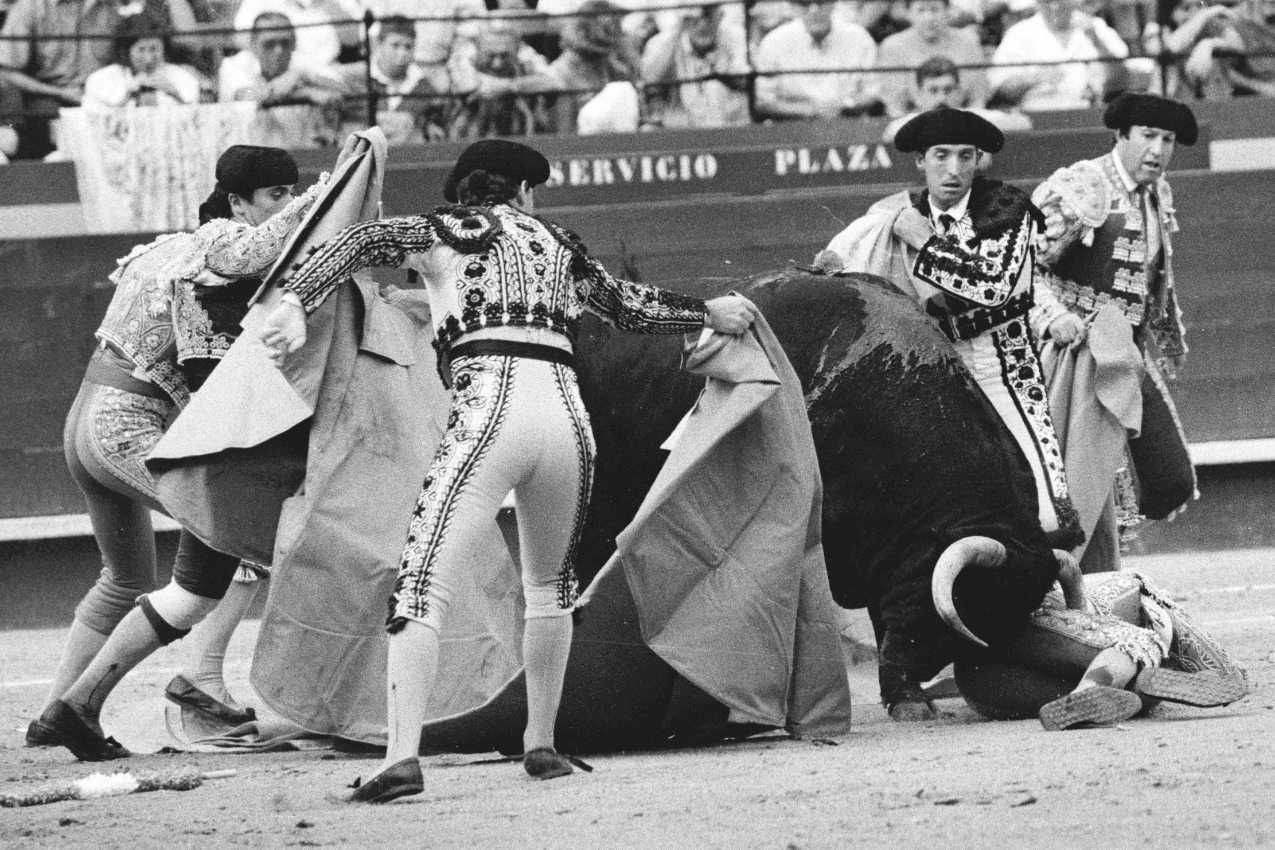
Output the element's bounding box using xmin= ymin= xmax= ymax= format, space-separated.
xmin=911 ymin=176 xmax=1043 ymax=239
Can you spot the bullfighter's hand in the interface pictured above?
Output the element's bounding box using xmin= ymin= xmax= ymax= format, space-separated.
xmin=705 ymin=295 xmax=758 ymax=335
xmin=891 ymin=208 xmax=933 ymax=249
xmin=260 ymin=297 xmax=308 ymax=367
xmin=1048 ymin=313 xmax=1087 ymax=346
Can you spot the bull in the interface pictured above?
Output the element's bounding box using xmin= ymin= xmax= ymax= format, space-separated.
xmin=415 ymin=267 xmax=1063 ymax=752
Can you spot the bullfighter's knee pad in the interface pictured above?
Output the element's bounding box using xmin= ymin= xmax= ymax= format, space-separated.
xmin=1129 ymin=370 xmax=1195 ymax=519
xmin=141 ymin=582 xmax=220 ymax=641
xmin=954 ymin=660 xmax=1072 ymax=719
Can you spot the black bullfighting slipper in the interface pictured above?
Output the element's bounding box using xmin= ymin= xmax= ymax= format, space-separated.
xmin=523 ymin=748 xmax=592 ymax=780
xmin=25 ymin=716 xmax=58 ymax=747
xmin=39 ymin=700 xmax=131 ymax=761
xmin=1134 ymin=668 xmax=1249 ymax=707
xmin=1039 ymin=686 xmax=1142 ymax=731
xmin=164 ymin=674 xmax=257 ymax=726
xmin=347 ymin=757 xmax=424 ymax=804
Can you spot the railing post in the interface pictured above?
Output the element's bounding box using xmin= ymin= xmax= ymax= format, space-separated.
xmin=743 ymin=0 xmax=757 ymax=123
xmin=362 ymin=9 xmax=377 ymax=129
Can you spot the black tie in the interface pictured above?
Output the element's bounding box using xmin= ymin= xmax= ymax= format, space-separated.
xmin=938 ymin=214 xmax=956 ymax=238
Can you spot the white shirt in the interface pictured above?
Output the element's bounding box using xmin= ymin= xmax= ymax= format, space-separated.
xmin=928 ymin=189 xmax=974 ymax=242
xmin=82 ymin=63 xmax=202 ymax=109
xmin=234 ymin=0 xmax=362 ymax=67
xmin=217 ymin=49 xmax=340 ymax=101
xmin=754 ymin=17 xmax=877 ymax=117
xmin=1109 ymin=151 xmax=1161 ymax=261
xmin=989 ymin=12 xmax=1129 ymax=111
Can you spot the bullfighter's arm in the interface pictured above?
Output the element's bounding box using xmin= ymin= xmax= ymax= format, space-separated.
xmin=202 ymin=177 xmax=328 ymax=279
xmin=577 ymin=256 xmax=708 ymax=334
xmin=281 ymin=217 xmax=439 ymax=313
xmin=908 ymin=210 xmax=1034 ymax=308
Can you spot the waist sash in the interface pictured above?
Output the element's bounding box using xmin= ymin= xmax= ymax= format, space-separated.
xmin=438 ymin=339 xmax=576 ymax=389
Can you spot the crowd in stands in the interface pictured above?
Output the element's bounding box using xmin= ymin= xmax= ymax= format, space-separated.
xmin=0 ymin=0 xmax=1273 ymax=161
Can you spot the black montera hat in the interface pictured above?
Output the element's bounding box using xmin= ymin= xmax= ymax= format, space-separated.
xmin=443 ymin=139 xmax=551 ymax=202
xmin=894 ymin=107 xmax=1005 ymax=154
xmin=215 ymin=145 xmax=299 ymax=197
xmin=1103 ymin=93 xmax=1198 ymax=146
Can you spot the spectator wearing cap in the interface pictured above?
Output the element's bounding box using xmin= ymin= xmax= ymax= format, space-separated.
xmin=988 ymin=0 xmax=1130 ymax=110
xmin=881 ymin=56 xmax=1030 ymax=142
xmin=640 ymin=2 xmax=750 ymax=128
xmin=219 ymin=12 xmax=346 ymax=106
xmin=877 ymin=0 xmax=988 ymax=116
xmin=258 ymin=137 xmax=756 ymax=801
xmin=754 ymin=0 xmax=881 ymax=120
xmin=1030 ymin=93 xmax=1200 ymax=571
xmin=825 ymin=107 xmax=1082 ymax=551
xmin=338 ymin=15 xmax=444 ymax=143
xmin=83 ymin=14 xmax=203 ymax=108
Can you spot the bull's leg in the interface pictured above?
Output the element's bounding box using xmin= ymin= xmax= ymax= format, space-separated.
xmin=876 ymin=626 xmax=937 ymax=721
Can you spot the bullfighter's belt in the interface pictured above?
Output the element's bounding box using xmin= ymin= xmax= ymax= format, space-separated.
xmin=937 ymin=291 xmax=1032 ymax=342
xmin=435 ymin=338 xmax=576 ymax=389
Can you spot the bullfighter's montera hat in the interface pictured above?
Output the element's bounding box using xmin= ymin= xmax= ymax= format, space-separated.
xmin=214 ymin=145 xmax=299 ymax=197
xmin=1103 ymin=93 xmax=1198 ymax=146
xmin=443 ymin=139 xmax=552 ymax=202
xmin=893 ymin=108 xmax=1005 ymax=155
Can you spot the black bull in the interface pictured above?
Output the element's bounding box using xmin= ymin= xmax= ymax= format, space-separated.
xmin=418 ymin=269 xmax=1060 ymax=752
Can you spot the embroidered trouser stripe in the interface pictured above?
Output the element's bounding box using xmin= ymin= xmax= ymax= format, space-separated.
xmin=388 ymin=355 xmax=595 ymax=632
xmin=952 ymin=321 xmax=1079 ymax=539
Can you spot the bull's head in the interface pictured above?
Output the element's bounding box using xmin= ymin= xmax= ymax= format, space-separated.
xmin=931 ymin=537 xmax=1074 ymax=647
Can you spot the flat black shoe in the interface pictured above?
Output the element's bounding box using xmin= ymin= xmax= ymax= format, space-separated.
xmin=348 ymin=757 xmax=424 ymax=804
xmin=1039 ymin=686 xmax=1142 ymax=731
xmin=39 ymin=700 xmax=130 ymax=761
xmin=25 ymin=717 xmax=58 ymax=747
xmin=523 ymin=748 xmax=579 ymax=780
xmin=164 ymin=675 xmax=256 ymax=726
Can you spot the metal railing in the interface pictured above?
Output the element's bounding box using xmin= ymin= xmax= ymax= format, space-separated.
xmin=1 ymin=1 xmax=1272 ymax=139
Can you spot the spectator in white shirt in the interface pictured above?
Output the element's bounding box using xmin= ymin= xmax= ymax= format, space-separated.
xmin=83 ymin=14 xmax=203 ymax=109
xmin=219 ymin=12 xmax=346 ymax=107
xmin=989 ymin=0 xmax=1129 ymax=110
xmin=233 ymin=0 xmax=362 ymax=68
xmin=755 ymin=0 xmax=880 ymax=120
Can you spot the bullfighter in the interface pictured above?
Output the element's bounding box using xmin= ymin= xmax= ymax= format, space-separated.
xmin=259 ymin=139 xmax=756 ymax=801
xmin=1030 ymin=93 xmax=1198 ymax=571
xmin=824 ymin=108 xmax=1082 ymax=550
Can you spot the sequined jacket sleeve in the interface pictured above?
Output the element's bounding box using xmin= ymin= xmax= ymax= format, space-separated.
xmin=911 ymin=209 xmax=1034 ymax=308
xmin=283 ymin=216 xmax=440 ymax=312
xmin=201 ymin=177 xmax=327 ymax=279
xmin=576 ymin=255 xmax=707 ymax=334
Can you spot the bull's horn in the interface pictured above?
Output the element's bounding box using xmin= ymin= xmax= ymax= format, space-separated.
xmin=931 ymin=536 xmax=1008 ymax=649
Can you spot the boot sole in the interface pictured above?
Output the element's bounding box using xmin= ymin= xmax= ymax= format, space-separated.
xmin=1039 ymin=686 xmax=1142 ymax=731
xmin=1136 ymin=668 xmax=1249 ymax=707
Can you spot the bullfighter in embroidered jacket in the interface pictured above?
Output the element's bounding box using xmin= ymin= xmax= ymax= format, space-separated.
xmin=258 ymin=139 xmax=758 ymax=800
xmin=31 ymin=142 xmax=358 ymax=763
xmin=825 ymin=108 xmax=1082 ymax=550
xmin=1030 ymin=93 xmax=1198 ymax=572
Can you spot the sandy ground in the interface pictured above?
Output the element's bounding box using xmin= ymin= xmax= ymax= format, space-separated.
xmin=2 ymin=548 xmax=1273 ymax=849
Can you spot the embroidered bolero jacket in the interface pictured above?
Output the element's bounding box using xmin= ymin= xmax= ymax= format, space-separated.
xmin=906 ymin=177 xmax=1041 ymax=317
xmin=282 ymin=203 xmax=708 ymax=352
xmin=1029 ymin=153 xmax=1186 ymax=360
xmin=96 ymin=178 xmax=326 ymax=407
